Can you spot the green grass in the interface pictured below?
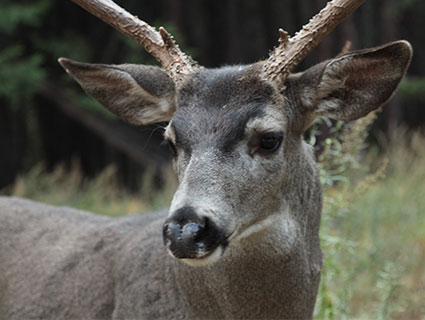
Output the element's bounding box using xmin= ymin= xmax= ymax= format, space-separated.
xmin=316 ymin=132 xmax=425 ymax=319
xmin=317 ymin=176 xmax=425 ymax=319
xmin=1 ymin=133 xmax=424 ymax=319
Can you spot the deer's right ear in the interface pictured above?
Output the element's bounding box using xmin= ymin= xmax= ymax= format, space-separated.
xmin=58 ymin=58 xmax=176 ymax=125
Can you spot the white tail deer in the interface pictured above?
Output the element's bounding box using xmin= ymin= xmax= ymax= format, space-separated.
xmin=0 ymin=0 xmax=412 ymax=318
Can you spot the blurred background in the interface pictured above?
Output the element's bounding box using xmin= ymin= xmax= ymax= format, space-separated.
xmin=1 ymin=0 xmax=424 ymax=318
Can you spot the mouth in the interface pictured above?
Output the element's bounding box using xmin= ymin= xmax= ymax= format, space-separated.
xmin=179 ymin=245 xmax=226 ymax=266
xmin=166 ymin=237 xmax=229 ymax=266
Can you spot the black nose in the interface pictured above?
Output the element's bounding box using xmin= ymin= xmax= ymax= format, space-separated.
xmin=163 ymin=206 xmax=225 ymax=259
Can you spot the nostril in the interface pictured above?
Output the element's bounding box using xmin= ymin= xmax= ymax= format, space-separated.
xmin=182 ymin=223 xmax=202 ymax=238
xmin=163 ymin=218 xmax=207 ymax=246
xmin=163 ymin=222 xmax=182 ymax=246
xmin=193 ymin=217 xmax=209 ymax=240
xmin=162 ymin=213 xmax=226 ymax=259
xmin=163 ymin=223 xmax=180 ymax=236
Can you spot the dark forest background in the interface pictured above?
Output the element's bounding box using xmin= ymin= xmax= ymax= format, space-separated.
xmin=1 ymin=0 xmax=425 ymax=190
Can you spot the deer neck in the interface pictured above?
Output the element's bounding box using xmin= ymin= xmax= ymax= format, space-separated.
xmin=169 ymin=190 xmax=322 ymax=319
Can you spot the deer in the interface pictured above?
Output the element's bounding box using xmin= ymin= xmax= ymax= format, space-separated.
xmin=0 ymin=0 xmax=412 ymax=319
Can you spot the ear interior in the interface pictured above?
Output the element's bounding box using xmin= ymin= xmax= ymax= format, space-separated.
xmin=58 ymin=58 xmax=176 ymax=125
xmin=296 ymin=40 xmax=412 ymax=123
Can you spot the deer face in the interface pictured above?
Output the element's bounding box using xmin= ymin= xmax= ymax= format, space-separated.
xmin=59 ymin=40 xmax=412 ymax=266
xmin=163 ymin=66 xmax=299 ymax=265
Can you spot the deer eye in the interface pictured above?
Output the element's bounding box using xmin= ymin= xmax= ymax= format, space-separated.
xmin=259 ymin=132 xmax=283 ymax=153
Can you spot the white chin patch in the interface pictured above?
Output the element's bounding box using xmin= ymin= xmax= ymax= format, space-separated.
xmin=181 ymin=246 xmax=224 ymax=267
xmin=232 ymin=215 xmax=280 ymax=242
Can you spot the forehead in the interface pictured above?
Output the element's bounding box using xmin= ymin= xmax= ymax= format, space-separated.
xmin=169 ymin=66 xmax=284 ymax=152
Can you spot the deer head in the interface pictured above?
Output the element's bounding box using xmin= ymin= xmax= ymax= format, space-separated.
xmin=59 ymin=0 xmax=412 ymax=266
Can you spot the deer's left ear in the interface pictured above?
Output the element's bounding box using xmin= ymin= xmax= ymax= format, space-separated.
xmin=292 ymin=40 xmax=412 ymax=123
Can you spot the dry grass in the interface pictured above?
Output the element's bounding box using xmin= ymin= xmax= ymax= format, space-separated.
xmin=3 ymin=161 xmax=177 ymax=216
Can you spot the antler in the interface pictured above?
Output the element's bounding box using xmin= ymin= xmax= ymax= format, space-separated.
xmin=70 ymin=0 xmax=200 ymax=84
xmin=263 ymin=0 xmax=365 ymax=89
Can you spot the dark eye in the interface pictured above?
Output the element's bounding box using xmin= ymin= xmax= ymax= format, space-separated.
xmin=259 ymin=132 xmax=283 ymax=153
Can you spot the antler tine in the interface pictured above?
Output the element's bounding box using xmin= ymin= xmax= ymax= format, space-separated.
xmin=263 ymin=0 xmax=365 ymax=89
xmin=71 ymin=0 xmax=200 ymax=84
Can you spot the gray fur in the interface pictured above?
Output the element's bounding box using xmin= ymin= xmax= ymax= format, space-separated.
xmin=288 ymin=41 xmax=413 ymax=126
xmin=58 ymin=58 xmax=176 ymax=125
xmin=0 ymin=41 xmax=412 ymax=319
